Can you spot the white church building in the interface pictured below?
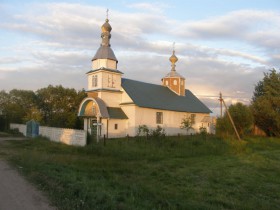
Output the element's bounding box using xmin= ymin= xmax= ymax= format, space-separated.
xmin=78 ymin=17 xmax=212 ymax=139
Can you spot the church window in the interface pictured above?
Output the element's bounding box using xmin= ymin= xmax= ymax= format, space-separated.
xmin=114 ymin=124 xmax=118 ymax=130
xmin=92 ymin=75 xmax=98 ymax=87
xmin=156 ymin=112 xmax=163 ymax=124
xmin=173 ymin=80 xmax=177 ymax=85
xmin=190 ymin=114 xmax=196 ymax=124
xmin=165 ymin=80 xmax=169 ymax=85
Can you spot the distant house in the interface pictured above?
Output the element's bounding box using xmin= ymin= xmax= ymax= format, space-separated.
xmin=78 ymin=17 xmax=212 ymax=139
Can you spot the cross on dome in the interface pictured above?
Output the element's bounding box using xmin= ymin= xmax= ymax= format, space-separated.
xmin=169 ymin=42 xmax=178 ymax=71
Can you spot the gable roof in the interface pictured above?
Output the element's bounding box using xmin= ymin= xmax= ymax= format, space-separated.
xmin=121 ymin=78 xmax=211 ymax=113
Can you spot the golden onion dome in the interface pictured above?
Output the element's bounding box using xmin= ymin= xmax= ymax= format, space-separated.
xmin=169 ymin=51 xmax=178 ymax=63
xmin=101 ymin=19 xmax=112 ymax=33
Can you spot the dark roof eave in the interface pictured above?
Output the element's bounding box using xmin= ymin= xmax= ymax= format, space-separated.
xmin=86 ymin=68 xmax=123 ymax=74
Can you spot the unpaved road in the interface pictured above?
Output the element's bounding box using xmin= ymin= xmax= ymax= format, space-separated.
xmin=0 ymin=137 xmax=56 ymax=210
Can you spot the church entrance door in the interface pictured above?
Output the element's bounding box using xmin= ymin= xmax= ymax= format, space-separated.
xmin=90 ymin=118 xmax=98 ymax=141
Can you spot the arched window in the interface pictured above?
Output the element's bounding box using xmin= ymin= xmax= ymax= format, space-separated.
xmin=173 ymin=80 xmax=177 ymax=85
xmin=165 ymin=80 xmax=169 ymax=85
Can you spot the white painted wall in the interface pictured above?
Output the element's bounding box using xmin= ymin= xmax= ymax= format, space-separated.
xmin=120 ymin=105 xmax=136 ymax=136
xmin=120 ymin=105 xmax=210 ymax=136
xmin=121 ymin=89 xmax=133 ymax=104
xmin=87 ymin=70 xmax=122 ymax=92
xmin=39 ymin=126 xmax=87 ymax=146
xmin=107 ymin=119 xmax=127 ymax=138
xmin=10 ymin=124 xmax=27 ymax=136
xmin=98 ymin=91 xmax=122 ymax=107
xmin=92 ymin=59 xmax=117 ymax=69
xmin=10 ymin=124 xmax=87 ymax=146
xmin=101 ymin=71 xmax=122 ymax=90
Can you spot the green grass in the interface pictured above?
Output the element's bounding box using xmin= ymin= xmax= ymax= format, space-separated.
xmin=0 ymin=135 xmax=280 ymax=210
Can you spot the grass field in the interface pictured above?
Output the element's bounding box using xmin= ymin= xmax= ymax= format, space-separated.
xmin=0 ymin=135 xmax=280 ymax=210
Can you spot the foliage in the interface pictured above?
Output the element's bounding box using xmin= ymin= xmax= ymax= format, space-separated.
xmin=251 ymin=69 xmax=280 ymax=136
xmin=0 ymin=85 xmax=87 ymax=130
xmin=0 ymin=89 xmax=38 ymax=130
xmin=137 ymin=125 xmax=166 ymax=138
xmin=216 ymin=102 xmax=253 ymax=137
xmin=228 ymin=102 xmax=254 ymax=136
xmin=37 ymin=85 xmax=86 ymax=128
xmin=1 ymin=136 xmax=280 ymax=210
xmin=216 ymin=116 xmax=233 ymax=137
xmin=150 ymin=125 xmax=166 ymax=138
xmin=137 ymin=125 xmax=150 ymax=136
xmin=180 ymin=115 xmax=193 ymax=134
xmin=199 ymin=126 xmax=207 ymax=135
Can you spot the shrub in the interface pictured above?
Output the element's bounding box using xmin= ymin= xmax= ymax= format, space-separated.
xmin=150 ymin=125 xmax=166 ymax=138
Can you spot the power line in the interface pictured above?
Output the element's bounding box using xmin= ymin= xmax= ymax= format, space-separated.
xmin=196 ymin=95 xmax=251 ymax=99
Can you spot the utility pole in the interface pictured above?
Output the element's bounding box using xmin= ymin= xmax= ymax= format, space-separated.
xmin=219 ymin=92 xmax=223 ymax=117
xmin=220 ymin=93 xmax=241 ymax=141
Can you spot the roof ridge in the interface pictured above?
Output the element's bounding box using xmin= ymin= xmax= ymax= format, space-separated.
xmin=122 ymin=78 xmax=190 ymax=91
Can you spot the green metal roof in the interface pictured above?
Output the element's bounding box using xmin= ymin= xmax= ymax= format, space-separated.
xmin=121 ymin=78 xmax=211 ymax=113
xmin=107 ymin=107 xmax=128 ymax=119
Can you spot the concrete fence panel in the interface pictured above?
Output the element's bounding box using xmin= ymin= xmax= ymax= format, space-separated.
xmin=10 ymin=124 xmax=27 ymax=136
xmin=10 ymin=124 xmax=87 ymax=146
xmin=39 ymin=126 xmax=87 ymax=146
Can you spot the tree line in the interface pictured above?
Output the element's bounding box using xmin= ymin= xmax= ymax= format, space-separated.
xmin=0 ymin=69 xmax=279 ymax=136
xmin=0 ymin=85 xmax=87 ymax=130
xmin=216 ymin=69 xmax=280 ymax=137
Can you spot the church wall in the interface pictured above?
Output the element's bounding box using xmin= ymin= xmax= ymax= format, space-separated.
xmin=92 ymin=59 xmax=117 ymax=69
xmin=120 ymin=105 xmax=137 ymax=136
xmin=134 ymin=106 xmax=210 ymax=136
xmin=107 ymin=119 xmax=127 ymax=138
xmin=98 ymin=91 xmax=122 ymax=107
xmin=101 ymin=71 xmax=121 ymax=90
xmin=107 ymin=60 xmax=117 ymax=69
xmin=121 ymin=89 xmax=133 ymax=104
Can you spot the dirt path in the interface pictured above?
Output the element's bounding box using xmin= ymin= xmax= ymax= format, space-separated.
xmin=0 ymin=137 xmax=56 ymax=210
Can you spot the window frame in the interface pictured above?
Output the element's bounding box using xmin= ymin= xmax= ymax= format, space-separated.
xmin=156 ymin=112 xmax=163 ymax=124
xmin=190 ymin=114 xmax=196 ymax=124
xmin=92 ymin=75 xmax=98 ymax=87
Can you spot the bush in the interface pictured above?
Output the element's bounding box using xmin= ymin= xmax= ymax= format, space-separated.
xmin=137 ymin=125 xmax=150 ymax=137
xmin=7 ymin=128 xmax=23 ymax=136
xmin=150 ymin=125 xmax=166 ymax=138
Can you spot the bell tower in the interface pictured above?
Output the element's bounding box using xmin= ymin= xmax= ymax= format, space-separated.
xmin=162 ymin=44 xmax=185 ymax=96
xmin=86 ymin=10 xmax=123 ymax=94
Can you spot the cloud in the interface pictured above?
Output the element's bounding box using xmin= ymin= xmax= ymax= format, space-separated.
xmin=177 ymin=10 xmax=280 ymax=51
xmin=0 ymin=2 xmax=278 ymax=115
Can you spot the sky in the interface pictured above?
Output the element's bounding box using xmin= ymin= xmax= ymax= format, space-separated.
xmin=0 ymin=0 xmax=279 ymax=115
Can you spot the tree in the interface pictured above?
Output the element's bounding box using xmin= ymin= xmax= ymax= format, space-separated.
xmin=0 ymin=91 xmax=10 ymax=130
xmin=228 ymin=102 xmax=253 ymax=136
xmin=180 ymin=115 xmax=193 ymax=135
xmin=216 ymin=102 xmax=253 ymax=137
xmin=1 ymin=89 xmax=37 ymax=124
xmin=36 ymin=85 xmax=86 ymax=128
xmin=251 ymin=69 xmax=280 ymax=136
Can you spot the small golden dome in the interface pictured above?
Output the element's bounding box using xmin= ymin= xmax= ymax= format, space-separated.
xmin=169 ymin=50 xmax=178 ymax=63
xmin=101 ymin=19 xmax=112 ymax=33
